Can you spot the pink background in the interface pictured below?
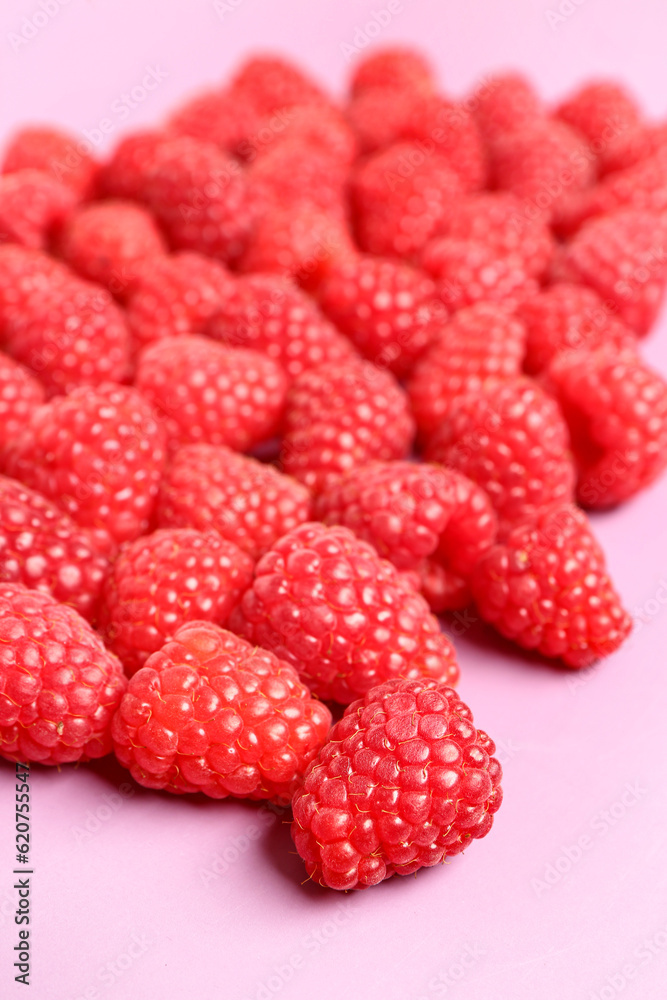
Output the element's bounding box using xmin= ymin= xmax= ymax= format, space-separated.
xmin=1 ymin=2 xmax=667 ymax=998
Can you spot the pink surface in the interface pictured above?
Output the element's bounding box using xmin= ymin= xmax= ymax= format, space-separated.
xmin=1 ymin=2 xmax=667 ymax=998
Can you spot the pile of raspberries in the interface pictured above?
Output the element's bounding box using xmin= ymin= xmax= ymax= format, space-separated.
xmin=1 ymin=48 xmax=666 ymax=892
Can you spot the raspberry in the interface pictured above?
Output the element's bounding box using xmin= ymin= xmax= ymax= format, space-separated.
xmin=157 ymin=443 xmax=311 ymax=560
xmin=407 ymin=302 xmax=526 ymax=437
xmin=471 ymin=503 xmax=632 ymax=667
xmin=97 ymin=131 xmax=170 ymax=201
xmin=351 ymin=143 xmax=463 ymax=260
xmin=515 ymin=283 xmax=636 ymax=375
xmin=249 ymin=104 xmax=356 ymax=166
xmin=318 ymin=255 xmax=442 ymax=377
xmin=167 ymin=88 xmax=261 ymax=157
xmin=421 ymin=237 xmax=538 ymax=313
xmin=0 ymin=475 xmax=108 ymax=622
xmin=554 ymin=81 xmax=641 ymax=168
xmin=291 ymin=676 xmax=502 ymax=889
xmin=229 ymin=55 xmax=327 ymax=117
xmin=7 ymin=383 xmax=167 ymax=554
xmin=0 ymin=169 xmax=76 ymax=250
xmin=59 ymin=200 xmax=167 ymax=298
xmin=545 ymin=347 xmax=667 ymax=508
xmin=2 ymin=126 xmax=99 ymax=198
xmin=246 ymin=140 xmax=348 ymax=215
xmin=600 ymin=122 xmax=667 ymax=176
xmin=205 ymin=272 xmax=356 ymax=380
xmin=0 ymin=583 xmax=126 ymax=765
xmin=99 ymin=528 xmax=254 ymax=675
xmin=111 ymin=620 xmax=332 ymax=802
xmin=229 ymin=522 xmax=459 ymax=704
xmin=471 ymin=73 xmax=543 ymax=143
xmin=316 ymin=462 xmax=497 ymax=612
xmin=281 ymin=361 xmax=415 ymax=493
xmin=135 ymin=334 xmax=287 ymax=453
xmin=0 ymin=353 xmax=44 ymax=470
xmin=349 ymin=48 xmax=435 ymax=97
xmin=425 ymin=377 xmax=575 ymax=533
xmin=560 ymin=209 xmax=667 ymax=335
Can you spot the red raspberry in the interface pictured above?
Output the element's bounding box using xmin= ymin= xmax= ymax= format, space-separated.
xmin=471 ymin=503 xmax=632 ymax=667
xmin=421 ymin=237 xmax=538 ymax=312
xmin=228 ymin=55 xmax=327 ymax=117
xmin=99 ymin=528 xmax=254 ymax=675
xmin=229 ymin=522 xmax=459 ymax=704
xmin=600 ymin=122 xmax=667 ymax=176
xmin=554 ymin=81 xmax=641 ymax=169
xmin=135 ymin=334 xmax=287 ymax=453
xmin=349 ymin=48 xmax=435 ymax=97
xmin=0 ymin=475 xmax=108 ymax=622
xmin=280 ymin=361 xmax=415 ymax=493
xmin=58 ymin=200 xmax=167 ymax=299
xmin=315 ymin=462 xmax=497 ymax=612
xmin=204 ymin=272 xmax=356 ymax=380
xmin=0 ymin=246 xmax=69 ymax=339
xmin=0 ymin=169 xmax=76 ymax=250
xmin=560 ymin=209 xmax=667 ymax=335
xmin=425 ymin=377 xmax=575 ymax=534
xmin=515 ymin=283 xmax=636 ymax=375
xmin=97 ymin=131 xmax=170 ymax=201
xmin=407 ymin=302 xmax=526 ymax=437
xmin=167 ymin=88 xmax=261 ymax=156
xmin=350 ymin=143 xmax=463 ymax=260
xmin=0 ymin=583 xmax=126 ymax=765
xmin=2 ymin=126 xmax=99 ymax=198
xmin=246 ymin=140 xmax=348 ymax=215
xmin=544 ymin=347 xmax=667 ymax=508
xmin=291 ymin=676 xmax=502 ymax=889
xmin=156 ymin=443 xmax=311 ymax=560
xmin=7 ymin=383 xmax=167 ymax=554
xmin=111 ymin=620 xmax=332 ymax=801
xmin=248 ymin=104 xmax=356 ymax=166
xmin=0 ymin=353 xmax=44 ymax=470
xmin=318 ymin=255 xmax=442 ymax=377
xmin=125 ymin=252 xmax=234 ymax=353
xmin=471 ymin=72 xmax=543 ymax=143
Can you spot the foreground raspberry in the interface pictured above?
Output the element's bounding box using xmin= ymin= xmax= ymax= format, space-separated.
xmin=554 ymin=80 xmax=641 ymax=169
xmin=157 ymin=444 xmax=311 ymax=560
xmin=2 ymin=126 xmax=99 ymax=197
xmin=0 ymin=353 xmax=45 ymax=470
xmin=99 ymin=528 xmax=254 ymax=675
xmin=0 ymin=169 xmax=77 ymax=250
xmin=421 ymin=236 xmax=537 ymax=312
xmin=229 ymin=522 xmax=459 ymax=704
xmin=0 ymin=584 xmax=126 ymax=764
xmin=472 ymin=72 xmax=543 ymax=143
xmin=471 ymin=504 xmax=632 ymax=667
xmin=291 ymin=677 xmax=502 ymax=890
xmin=316 ymin=462 xmax=497 ymax=612
xmin=111 ymin=621 xmax=332 ymax=802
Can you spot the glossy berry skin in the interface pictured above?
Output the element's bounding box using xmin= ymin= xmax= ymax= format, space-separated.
xmin=471 ymin=503 xmax=632 ymax=667
xmin=0 ymin=169 xmax=77 ymax=250
xmin=7 ymin=383 xmax=167 ymax=555
xmin=316 ymin=462 xmax=497 ymax=612
xmin=99 ymin=528 xmax=254 ymax=676
xmin=2 ymin=126 xmax=99 ymax=198
xmin=281 ymin=361 xmax=415 ymax=494
xmin=291 ymin=677 xmax=502 ymax=890
xmin=0 ymin=475 xmax=108 ymax=622
xmin=421 ymin=237 xmax=537 ymax=313
xmin=407 ymin=302 xmax=526 ymax=437
xmin=246 ymin=139 xmax=349 ymax=215
xmin=545 ymin=347 xmax=667 ymax=509
xmin=425 ymin=378 xmax=575 ymax=535
xmin=0 ymin=583 xmax=126 ymax=764
xmin=157 ymin=444 xmax=311 ymax=560
xmin=229 ymin=522 xmax=459 ymax=704
xmin=0 ymin=352 xmax=45 ymax=470
xmin=135 ymin=334 xmax=287 ymax=453
xmin=111 ymin=621 xmax=332 ymax=803
xmin=471 ymin=73 xmax=543 ymax=143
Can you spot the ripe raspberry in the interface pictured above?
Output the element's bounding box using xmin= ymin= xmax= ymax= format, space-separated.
xmin=167 ymin=88 xmax=261 ymax=156
xmin=228 ymin=55 xmax=327 ymax=117
xmin=58 ymin=200 xmax=167 ymax=298
xmin=157 ymin=444 xmax=311 ymax=560
xmin=471 ymin=503 xmax=632 ymax=667
xmin=2 ymin=126 xmax=99 ymax=198
xmin=545 ymin=347 xmax=667 ymax=508
xmin=554 ymin=81 xmax=641 ymax=169
xmin=0 ymin=475 xmax=108 ymax=621
xmin=316 ymin=462 xmax=497 ymax=612
xmin=515 ymin=283 xmax=636 ymax=375
xmin=0 ymin=583 xmax=126 ymax=765
xmin=601 ymin=122 xmax=667 ymax=176
xmin=318 ymin=255 xmax=442 ymax=377
xmin=0 ymin=353 xmax=44 ymax=470
xmin=246 ymin=141 xmax=348 ymax=215
xmin=204 ymin=272 xmax=356 ymax=380
xmin=99 ymin=528 xmax=254 ymax=675
xmin=0 ymin=246 xmax=69 ymax=337
xmin=471 ymin=72 xmax=543 ymax=143
xmin=407 ymin=302 xmax=526 ymax=437
xmin=0 ymin=169 xmax=76 ymax=250
xmin=111 ymin=620 xmax=332 ymax=802
xmin=281 ymin=361 xmax=415 ymax=493
xmin=229 ymin=522 xmax=459 ymax=704
xmin=249 ymin=104 xmax=356 ymax=166
xmin=7 ymin=383 xmax=167 ymax=554
xmin=560 ymin=209 xmax=667 ymax=335
xmin=421 ymin=237 xmax=538 ymax=313
xmin=350 ymin=143 xmax=463 ymax=260
xmin=349 ymin=48 xmax=435 ymax=97
xmin=135 ymin=334 xmax=287 ymax=453
xmin=291 ymin=676 xmax=502 ymax=889
xmin=97 ymin=131 xmax=170 ymax=201
xmin=425 ymin=377 xmax=575 ymax=533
